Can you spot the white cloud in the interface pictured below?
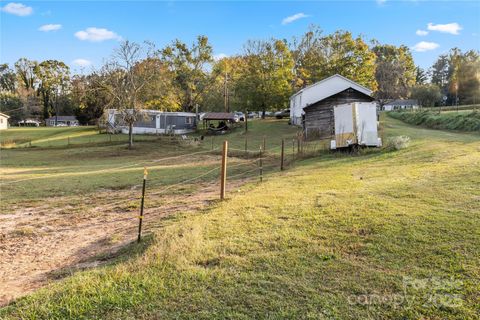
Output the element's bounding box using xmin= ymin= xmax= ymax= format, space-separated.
xmin=1 ymin=2 xmax=33 ymax=16
xmin=74 ymin=27 xmax=121 ymax=42
xmin=427 ymin=22 xmax=462 ymax=35
xmin=412 ymin=41 xmax=439 ymax=52
xmin=281 ymin=13 xmax=310 ymax=25
xmin=213 ymin=53 xmax=228 ymax=61
xmin=416 ymin=29 xmax=428 ymax=36
xmin=376 ymin=0 xmax=387 ymax=5
xmin=72 ymin=59 xmax=92 ymax=67
xmin=39 ymin=24 xmax=62 ymax=32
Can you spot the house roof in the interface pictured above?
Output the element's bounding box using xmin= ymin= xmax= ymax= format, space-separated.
xmin=0 ymin=112 xmax=10 ymax=119
xmin=303 ymin=87 xmax=375 ymax=110
xmin=290 ymin=74 xmax=373 ymax=100
xmin=46 ymin=116 xmax=78 ymax=121
xmin=203 ymin=112 xmax=236 ymax=121
xmin=384 ymin=99 xmax=419 ymax=106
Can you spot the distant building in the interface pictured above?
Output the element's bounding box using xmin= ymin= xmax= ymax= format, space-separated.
xmin=106 ymin=109 xmax=197 ymax=135
xmin=18 ymin=119 xmax=41 ymax=127
xmin=0 ymin=112 xmax=10 ymax=130
xmin=45 ymin=116 xmax=79 ymax=127
xmin=383 ymin=99 xmax=419 ymax=111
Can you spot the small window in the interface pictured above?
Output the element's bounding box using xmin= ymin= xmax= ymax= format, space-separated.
xmin=185 ymin=117 xmax=193 ymax=125
xmin=0 ymin=118 xmax=3 ymax=124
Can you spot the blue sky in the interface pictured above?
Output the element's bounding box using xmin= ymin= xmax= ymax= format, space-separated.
xmin=1 ymin=0 xmax=479 ymax=73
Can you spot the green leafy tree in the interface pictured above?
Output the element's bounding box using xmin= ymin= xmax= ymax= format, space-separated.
xmin=161 ymin=36 xmax=214 ymax=112
xmin=372 ymin=44 xmax=416 ymax=101
xmin=237 ymin=38 xmax=294 ymax=116
xmin=290 ymin=25 xmax=325 ymax=89
xmin=411 ymin=84 xmax=442 ymax=107
xmin=34 ymin=60 xmax=70 ymax=120
xmin=415 ymin=67 xmax=427 ymax=85
xmin=203 ymin=56 xmax=246 ymax=112
xmin=320 ymin=31 xmax=377 ymax=91
xmin=135 ymin=57 xmax=181 ymax=112
xmin=71 ymin=73 xmax=111 ymax=124
xmin=0 ymin=64 xmax=17 ymax=93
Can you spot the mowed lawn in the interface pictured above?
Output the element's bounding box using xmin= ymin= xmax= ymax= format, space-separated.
xmin=1 ymin=116 xmax=479 ymax=319
xmin=0 ymin=119 xmax=299 ymax=210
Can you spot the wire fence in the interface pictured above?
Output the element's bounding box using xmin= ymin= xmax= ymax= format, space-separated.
xmin=2 ymin=132 xmax=332 ymax=242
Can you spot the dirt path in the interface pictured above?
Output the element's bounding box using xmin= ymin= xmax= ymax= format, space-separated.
xmin=0 ymin=180 xmax=247 ymax=306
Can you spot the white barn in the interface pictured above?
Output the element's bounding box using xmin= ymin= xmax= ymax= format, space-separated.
xmin=289 ymin=74 xmax=373 ymax=126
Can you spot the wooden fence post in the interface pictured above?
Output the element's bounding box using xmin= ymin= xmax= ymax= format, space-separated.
xmin=220 ymin=140 xmax=228 ymax=200
xmin=263 ymin=135 xmax=266 ymax=153
xmin=292 ymin=138 xmax=295 ymax=160
xmin=259 ymin=146 xmax=263 ymax=182
xmin=280 ymin=139 xmax=285 ymax=171
xmin=137 ymin=167 xmax=148 ymax=243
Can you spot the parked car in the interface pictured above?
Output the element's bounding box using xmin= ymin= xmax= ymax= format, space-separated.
xmin=247 ymin=112 xmax=258 ymax=119
xmin=275 ymin=109 xmax=290 ymax=119
xmin=234 ymin=111 xmax=245 ymax=121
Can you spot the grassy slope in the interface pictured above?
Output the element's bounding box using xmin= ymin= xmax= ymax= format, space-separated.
xmin=1 ymin=116 xmax=479 ymax=319
xmin=388 ymin=110 xmax=480 ymax=132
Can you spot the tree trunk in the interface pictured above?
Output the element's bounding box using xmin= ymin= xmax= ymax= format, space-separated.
xmin=128 ymin=122 xmax=134 ymax=149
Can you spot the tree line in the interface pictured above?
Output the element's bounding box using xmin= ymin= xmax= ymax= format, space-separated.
xmin=1 ymin=25 xmax=479 ymax=126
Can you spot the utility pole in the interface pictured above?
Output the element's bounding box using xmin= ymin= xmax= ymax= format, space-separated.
xmin=224 ymin=72 xmax=229 ymax=113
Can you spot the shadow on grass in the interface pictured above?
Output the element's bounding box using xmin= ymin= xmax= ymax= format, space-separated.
xmin=45 ymin=233 xmax=156 ymax=282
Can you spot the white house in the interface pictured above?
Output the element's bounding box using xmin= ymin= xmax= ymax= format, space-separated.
xmin=46 ymin=116 xmax=79 ymax=126
xmin=383 ymin=99 xmax=419 ymax=111
xmin=290 ymin=74 xmax=373 ymax=126
xmin=0 ymin=112 xmax=10 ymax=130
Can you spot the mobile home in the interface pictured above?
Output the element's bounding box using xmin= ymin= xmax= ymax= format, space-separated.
xmin=107 ymin=109 xmax=197 ymax=135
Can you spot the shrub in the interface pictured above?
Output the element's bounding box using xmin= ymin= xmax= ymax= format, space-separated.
xmin=388 ymin=110 xmax=480 ymax=132
xmin=386 ymin=135 xmax=410 ymax=151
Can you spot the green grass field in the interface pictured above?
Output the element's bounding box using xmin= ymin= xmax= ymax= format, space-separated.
xmin=0 ymin=120 xmax=299 ymax=208
xmin=1 ymin=116 xmax=479 ymax=319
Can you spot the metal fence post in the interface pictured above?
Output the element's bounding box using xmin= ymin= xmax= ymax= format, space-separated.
xmin=280 ymin=139 xmax=285 ymax=171
xmin=137 ymin=167 xmax=148 ymax=242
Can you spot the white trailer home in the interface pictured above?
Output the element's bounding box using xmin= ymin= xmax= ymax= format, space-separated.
xmin=106 ymin=109 xmax=197 ymax=135
xmin=289 ymin=74 xmax=373 ymax=126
